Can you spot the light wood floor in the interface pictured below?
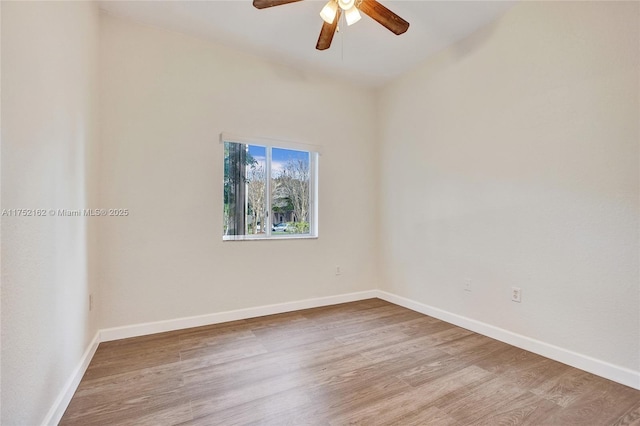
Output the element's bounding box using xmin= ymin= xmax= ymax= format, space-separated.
xmin=61 ymin=299 xmax=640 ymax=425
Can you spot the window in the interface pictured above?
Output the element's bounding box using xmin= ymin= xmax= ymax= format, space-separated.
xmin=222 ymin=134 xmax=319 ymax=240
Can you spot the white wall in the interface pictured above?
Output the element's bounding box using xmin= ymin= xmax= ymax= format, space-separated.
xmin=97 ymin=14 xmax=379 ymax=328
xmin=378 ymin=1 xmax=639 ymax=373
xmin=1 ymin=1 xmax=100 ymax=424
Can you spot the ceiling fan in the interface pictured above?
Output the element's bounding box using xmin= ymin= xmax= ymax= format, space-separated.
xmin=252 ymin=0 xmax=410 ymax=51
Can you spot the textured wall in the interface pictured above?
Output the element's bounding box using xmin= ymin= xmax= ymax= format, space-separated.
xmin=1 ymin=2 xmax=100 ymax=424
xmin=378 ymin=1 xmax=639 ymax=372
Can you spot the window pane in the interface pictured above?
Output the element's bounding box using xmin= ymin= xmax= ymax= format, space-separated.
xmin=271 ymin=147 xmax=310 ymax=235
xmin=223 ymin=142 xmax=266 ymax=236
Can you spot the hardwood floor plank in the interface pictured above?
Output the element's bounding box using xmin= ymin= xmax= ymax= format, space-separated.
xmin=391 ymin=405 xmax=458 ymax=426
xmin=394 ymin=354 xmax=468 ymax=388
xmin=439 ymin=338 xmax=512 ymax=367
xmin=187 ymin=372 xmax=309 ymax=419
xmin=70 ymin=362 xmax=184 ymax=404
xmin=60 ymin=299 xmax=640 ymax=425
xmin=411 ymin=325 xmax=475 ymax=347
xmin=334 ymin=323 xmax=411 ymax=345
xmin=548 ymin=376 xmax=640 ymax=425
xmin=434 ymin=375 xmax=534 ymax=424
xmin=398 ymin=315 xmax=456 ymax=337
xmin=473 ymin=344 xmax=546 ymax=374
xmin=314 ymin=306 xmax=423 ymax=334
xmin=98 ymin=330 xmax=183 ymax=350
xmin=60 ymin=385 xmax=189 ymax=425
xmin=407 ymin=364 xmax=494 ymax=406
xmin=530 ymin=367 xmax=601 ymax=407
xmin=244 ymin=312 xmax=310 ymax=329
xmin=360 ymin=335 xmax=448 ymax=363
xmin=500 ymin=356 xmax=571 ymax=389
xmin=179 ymin=390 xmax=311 ymax=426
xmin=613 ymin=400 xmax=640 ymax=426
xmin=178 ymin=341 xmax=269 ymax=371
xmin=179 ymin=335 xmax=266 ymax=361
xmin=470 ymin=390 xmax=561 ymax=426
xmin=288 ymin=375 xmax=413 ymax=423
xmin=253 ymin=326 xmax=337 ymax=352
xmin=177 ymin=326 xmax=256 ymax=352
xmin=328 ymin=369 xmax=480 ymax=425
xmin=110 ymin=402 xmax=193 ymax=426
xmin=303 ymin=303 xmax=400 ymax=324
xmin=434 ymin=332 xmax=494 ymax=355
xmin=313 ymin=350 xmax=442 ymax=396
xmin=83 ymin=345 xmax=182 ymax=381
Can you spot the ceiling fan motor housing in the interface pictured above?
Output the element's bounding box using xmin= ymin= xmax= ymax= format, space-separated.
xmin=338 ymin=0 xmax=356 ymax=11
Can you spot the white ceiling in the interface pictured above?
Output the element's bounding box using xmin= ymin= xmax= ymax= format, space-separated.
xmin=98 ymin=0 xmax=515 ymax=87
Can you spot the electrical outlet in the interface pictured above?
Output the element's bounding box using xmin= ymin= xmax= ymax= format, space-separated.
xmin=335 ymin=266 xmax=342 ymax=276
xmin=89 ymin=294 xmax=94 ymax=311
xmin=464 ymin=278 xmax=471 ymax=292
xmin=511 ymin=287 xmax=522 ymax=303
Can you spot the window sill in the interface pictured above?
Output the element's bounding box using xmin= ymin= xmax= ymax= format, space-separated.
xmin=223 ymin=235 xmax=318 ymax=242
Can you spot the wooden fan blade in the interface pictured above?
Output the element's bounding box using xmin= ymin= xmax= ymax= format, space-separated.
xmin=358 ymin=0 xmax=409 ymax=35
xmin=316 ymin=9 xmax=342 ymax=50
xmin=252 ymin=0 xmax=302 ymax=9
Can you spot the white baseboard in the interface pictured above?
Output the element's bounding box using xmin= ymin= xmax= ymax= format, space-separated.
xmin=41 ymin=331 xmax=100 ymax=426
xmin=376 ymin=290 xmax=640 ymax=391
xmin=100 ymin=290 xmax=379 ymax=342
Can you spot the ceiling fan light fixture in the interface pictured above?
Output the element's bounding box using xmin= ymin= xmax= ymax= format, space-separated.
xmin=338 ymin=0 xmax=355 ymax=11
xmin=320 ymin=0 xmax=338 ymax=24
xmin=344 ymin=6 xmax=361 ymax=26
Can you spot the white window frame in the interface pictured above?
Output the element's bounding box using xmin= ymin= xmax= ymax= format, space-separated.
xmin=221 ymin=132 xmax=320 ymax=241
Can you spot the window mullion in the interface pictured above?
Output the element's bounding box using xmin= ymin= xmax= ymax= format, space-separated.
xmin=266 ymin=146 xmax=272 ymax=237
